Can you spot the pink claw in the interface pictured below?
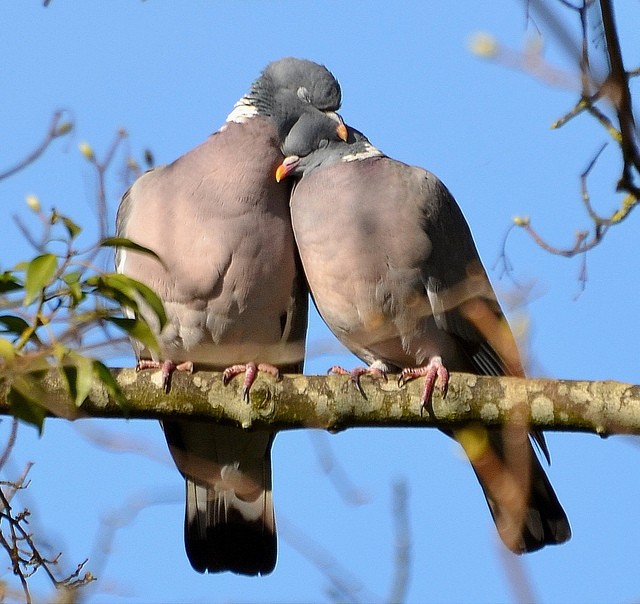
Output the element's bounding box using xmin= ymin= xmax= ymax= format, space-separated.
xmin=136 ymin=359 xmax=193 ymax=393
xmin=398 ymin=356 xmax=449 ymax=411
xmin=329 ymin=365 xmax=388 ymax=397
xmin=222 ymin=362 xmax=281 ymax=402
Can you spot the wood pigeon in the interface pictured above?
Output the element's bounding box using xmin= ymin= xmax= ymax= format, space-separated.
xmin=276 ymin=122 xmax=571 ymax=554
xmin=116 ymin=58 xmax=345 ymax=575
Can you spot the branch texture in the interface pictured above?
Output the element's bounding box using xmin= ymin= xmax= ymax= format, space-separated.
xmin=0 ymin=368 xmax=638 ymax=436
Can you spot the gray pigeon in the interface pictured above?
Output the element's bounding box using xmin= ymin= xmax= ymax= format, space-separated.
xmin=276 ymin=123 xmax=571 ymax=554
xmin=115 ymin=58 xmax=345 ymax=575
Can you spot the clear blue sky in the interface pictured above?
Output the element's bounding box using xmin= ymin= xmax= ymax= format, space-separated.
xmin=2 ymin=2 xmax=639 ymax=602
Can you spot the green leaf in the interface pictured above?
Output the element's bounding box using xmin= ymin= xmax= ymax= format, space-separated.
xmin=24 ymin=254 xmax=58 ymax=306
xmin=8 ymin=376 xmax=47 ymax=433
xmin=62 ymin=271 xmax=85 ymax=306
xmin=75 ymin=359 xmax=96 ymax=405
xmin=127 ymin=280 xmax=167 ymax=330
xmin=106 ymin=316 xmax=159 ymax=353
xmin=60 ymin=352 xmax=94 ymax=407
xmin=0 ymin=315 xmax=30 ymax=336
xmin=86 ymin=274 xmax=139 ymax=305
xmin=61 ymin=216 xmax=82 ymax=239
xmin=62 ymin=271 xmax=82 ymax=285
xmin=0 ymin=315 xmax=41 ymax=347
xmin=51 ymin=210 xmax=82 ymax=238
xmin=87 ymin=283 xmax=140 ymax=315
xmin=88 ymin=273 xmax=167 ymax=330
xmin=100 ymin=237 xmax=164 ymax=265
xmin=0 ymin=337 xmax=15 ymax=361
xmin=68 ymin=281 xmax=85 ymax=306
xmin=0 ymin=271 xmax=23 ymax=293
xmin=92 ymin=360 xmax=128 ymax=409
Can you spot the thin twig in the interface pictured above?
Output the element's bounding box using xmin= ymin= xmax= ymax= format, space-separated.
xmin=598 ymin=0 xmax=640 ymax=176
xmin=386 ymin=480 xmax=411 ymax=604
xmin=503 ymin=1 xmax=640 ymax=264
xmin=0 ymin=469 xmax=95 ymax=601
xmin=83 ymin=129 xmax=129 ymax=242
xmin=308 ymin=431 xmax=371 ymax=506
xmin=0 ymin=419 xmax=19 ymax=472
xmin=0 ymin=111 xmax=72 ymax=181
xmin=498 ymin=541 xmax=539 ymax=604
xmin=280 ymin=516 xmax=377 ymax=604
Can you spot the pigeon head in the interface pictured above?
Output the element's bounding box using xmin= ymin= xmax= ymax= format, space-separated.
xmin=282 ymin=111 xmax=347 ymax=156
xmin=276 ymin=121 xmax=380 ymax=181
xmin=261 ymin=57 xmax=342 ymax=111
xmin=229 ymin=58 xmax=343 ymax=141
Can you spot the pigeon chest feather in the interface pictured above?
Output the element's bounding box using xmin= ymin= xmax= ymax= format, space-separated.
xmin=292 ymin=162 xmax=431 ymax=340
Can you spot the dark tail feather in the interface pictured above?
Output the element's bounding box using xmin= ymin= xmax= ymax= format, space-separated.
xmin=454 ymin=425 xmax=571 ymax=553
xmin=163 ymin=421 xmax=277 ymax=575
xmin=185 ymin=477 xmax=276 ymax=575
xmin=482 ymin=451 xmax=571 ymax=554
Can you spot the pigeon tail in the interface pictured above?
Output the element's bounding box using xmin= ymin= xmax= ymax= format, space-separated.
xmin=185 ymin=476 xmax=276 ymax=575
xmin=163 ymin=422 xmax=277 ymax=574
xmin=461 ymin=427 xmax=571 ymax=554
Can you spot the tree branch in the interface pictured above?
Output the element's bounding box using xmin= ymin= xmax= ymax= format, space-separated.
xmin=599 ymin=0 xmax=640 ymax=178
xmin=0 ymin=368 xmax=638 ymax=436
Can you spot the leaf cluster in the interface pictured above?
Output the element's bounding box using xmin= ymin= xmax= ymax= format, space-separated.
xmin=0 ymin=208 xmax=165 ymax=431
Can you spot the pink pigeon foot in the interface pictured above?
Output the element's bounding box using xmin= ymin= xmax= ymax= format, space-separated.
xmin=136 ymin=359 xmax=194 ymax=393
xmin=222 ymin=362 xmax=282 ymax=402
xmin=328 ymin=365 xmax=388 ymax=397
xmin=398 ymin=356 xmax=449 ymax=411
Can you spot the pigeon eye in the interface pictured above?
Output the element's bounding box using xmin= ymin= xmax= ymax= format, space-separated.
xmin=297 ymin=86 xmax=311 ymax=103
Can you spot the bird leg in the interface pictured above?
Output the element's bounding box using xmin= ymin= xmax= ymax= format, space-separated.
xmin=328 ymin=365 xmax=388 ymax=397
xmin=222 ymin=362 xmax=281 ymax=402
xmin=398 ymin=356 xmax=449 ymax=411
xmin=136 ymin=359 xmax=194 ymax=393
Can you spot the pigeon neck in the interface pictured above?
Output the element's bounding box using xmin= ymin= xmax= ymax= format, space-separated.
xmin=225 ymin=95 xmax=260 ymax=124
xmin=342 ymin=142 xmax=384 ymax=162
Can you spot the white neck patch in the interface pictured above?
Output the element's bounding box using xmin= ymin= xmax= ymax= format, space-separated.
xmin=342 ymin=142 xmax=384 ymax=162
xmin=225 ymin=95 xmax=259 ymax=124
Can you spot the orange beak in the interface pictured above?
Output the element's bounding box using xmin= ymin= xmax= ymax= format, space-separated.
xmin=337 ymin=123 xmax=348 ymax=142
xmin=275 ymin=164 xmax=288 ymax=183
xmin=275 ymin=156 xmax=300 ymax=182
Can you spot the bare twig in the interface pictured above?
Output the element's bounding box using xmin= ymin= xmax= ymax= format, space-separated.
xmin=481 ymin=2 xmax=639 ymax=266
xmin=80 ymin=129 xmax=129 ymax=242
xmin=0 ymin=111 xmax=73 ymax=181
xmin=280 ymin=516 xmax=377 ymax=603
xmin=12 ymin=208 xmax=54 ymax=254
xmin=386 ymin=480 xmax=411 ymax=604
xmin=308 ymin=431 xmax=371 ymax=506
xmin=533 ymin=0 xmax=640 ymax=253
xmin=0 ymin=468 xmax=95 ymax=603
xmin=525 ymin=0 xmax=587 ymax=69
xmin=498 ymin=541 xmax=539 ymax=604
xmin=599 ymin=0 xmax=640 ymax=176
xmin=86 ymin=486 xmax=176 ymax=590
xmin=0 ymin=419 xmax=19 ymax=472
